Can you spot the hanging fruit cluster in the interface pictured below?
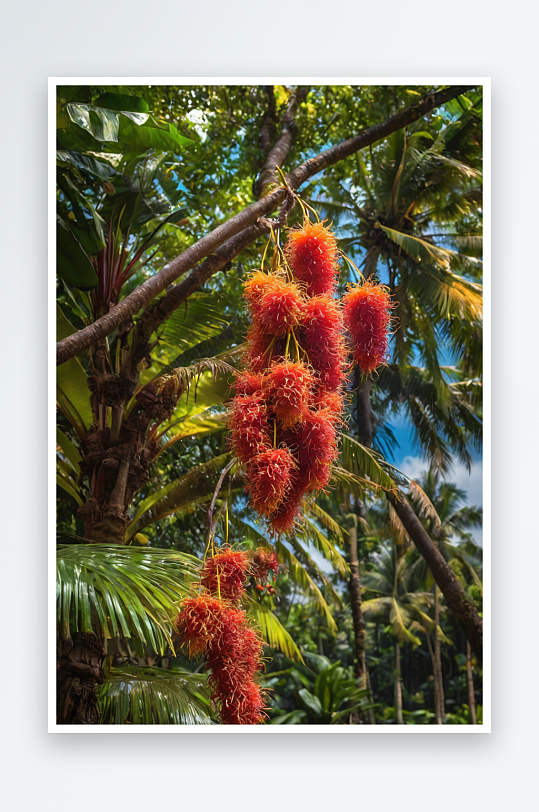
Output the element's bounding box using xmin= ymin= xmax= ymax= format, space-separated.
xmin=230 ymin=218 xmax=393 ymax=533
xmin=175 ymin=547 xmax=279 ymax=725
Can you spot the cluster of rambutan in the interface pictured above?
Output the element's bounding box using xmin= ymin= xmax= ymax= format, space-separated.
xmin=342 ymin=279 xmax=395 ymax=375
xmin=175 ymin=547 xmax=278 ymax=725
xmin=230 ymin=220 xmax=347 ymax=534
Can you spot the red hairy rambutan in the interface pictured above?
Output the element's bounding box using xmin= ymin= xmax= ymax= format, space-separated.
xmin=248 ymin=447 xmax=295 ymax=516
xmin=243 ymin=270 xmax=281 ymax=313
xmin=250 ymin=547 xmax=280 ymax=581
xmin=297 ymin=409 xmax=338 ymax=491
xmin=342 ymin=280 xmax=393 ymax=375
xmin=301 ymin=296 xmax=347 ymax=392
xmin=262 ymin=361 xmax=314 ymax=427
xmin=256 ymin=277 xmax=304 ymax=336
xmin=229 ymin=394 xmax=270 ymax=463
xmin=284 ymin=220 xmax=339 ymax=296
xmin=219 ymin=681 xmax=267 ymax=725
xmin=202 ymin=549 xmax=250 ymax=601
xmin=175 ymin=594 xmax=228 ymax=656
xmin=313 ymin=386 xmax=345 ymax=421
xmin=233 ymin=371 xmax=263 ymax=397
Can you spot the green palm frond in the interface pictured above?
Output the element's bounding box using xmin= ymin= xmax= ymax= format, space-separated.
xmin=274 ymin=540 xmax=338 ymax=633
xmin=126 ymin=453 xmax=234 ymax=538
xmin=298 ymin=517 xmax=349 ymax=577
xmin=56 ymin=545 xmax=201 ymax=653
xmin=304 ymin=499 xmax=347 ymax=544
xmin=98 ymin=666 xmax=213 ymax=724
xmin=246 ymin=598 xmax=304 ymax=663
xmin=339 ymin=434 xmax=403 ymax=490
xmin=408 ymin=479 xmax=442 ymax=537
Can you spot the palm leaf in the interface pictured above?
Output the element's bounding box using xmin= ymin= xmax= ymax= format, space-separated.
xmin=98 ymin=666 xmax=212 ymax=724
xmin=246 ymin=598 xmax=304 ymax=663
xmin=56 ymin=544 xmax=201 ymax=653
xmin=339 ymin=434 xmax=402 ymax=490
xmin=298 ymin=517 xmax=349 ymax=577
xmin=408 ymin=479 xmax=442 ymax=536
xmin=274 ymin=540 xmax=337 ymax=633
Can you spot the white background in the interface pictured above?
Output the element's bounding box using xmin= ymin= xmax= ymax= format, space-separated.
xmin=1 ymin=1 xmax=534 ymax=808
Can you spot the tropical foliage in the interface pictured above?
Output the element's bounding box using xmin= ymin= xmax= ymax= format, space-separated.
xmin=56 ymin=82 xmax=483 ymax=725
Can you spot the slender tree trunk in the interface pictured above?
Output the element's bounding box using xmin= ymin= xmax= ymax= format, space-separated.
xmin=388 ymin=493 xmax=483 ymax=663
xmin=394 ymin=643 xmax=404 ymax=724
xmin=466 ymin=640 xmax=477 ymax=724
xmin=433 ymin=586 xmax=445 ymax=723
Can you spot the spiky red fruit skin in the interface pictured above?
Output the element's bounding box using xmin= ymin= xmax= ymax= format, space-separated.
xmin=262 ymin=361 xmax=314 ymax=427
xmin=233 ymin=371 xmax=263 ymax=397
xmin=175 ymin=594 xmax=228 ymax=656
xmin=301 ymin=296 xmax=347 ymax=392
xmin=201 ymin=550 xmax=250 ymax=601
xmin=313 ymin=386 xmax=345 ymax=422
xmin=284 ymin=221 xmax=339 ymax=296
xmin=248 ymin=447 xmax=295 ymax=516
xmin=296 ymin=409 xmax=339 ymax=491
xmin=256 ymin=279 xmax=304 ymax=336
xmin=342 ymin=280 xmax=393 ymax=375
xmin=250 ymin=547 xmax=280 ymax=581
xmin=229 ymin=394 xmax=270 ymax=463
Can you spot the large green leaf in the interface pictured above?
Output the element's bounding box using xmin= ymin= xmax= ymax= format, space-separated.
xmin=159 ymin=293 xmax=230 ymax=355
xmin=56 ymin=305 xmax=93 ymax=429
xmin=57 ymin=219 xmax=98 ymax=290
xmin=98 ymin=666 xmax=212 ymax=725
xmin=56 ymin=545 xmax=201 ymax=654
xmin=338 ymin=434 xmax=403 ymax=491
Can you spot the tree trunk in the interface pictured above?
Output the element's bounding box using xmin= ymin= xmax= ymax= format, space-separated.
xmin=356 ymin=377 xmax=373 ymax=448
xmin=433 ymin=586 xmax=445 ymax=723
xmin=57 ymin=632 xmax=105 ymax=724
xmin=466 ymin=639 xmax=477 ymax=724
xmin=394 ymin=643 xmax=404 ymax=724
xmin=389 ymin=493 xmax=483 ymax=664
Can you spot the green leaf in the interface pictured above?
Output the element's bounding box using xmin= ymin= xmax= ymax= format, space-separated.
xmin=246 ymin=598 xmax=304 ymax=663
xmin=118 ymin=116 xmax=195 ymax=152
xmin=339 ymin=434 xmax=401 ymax=491
xmin=57 ymin=220 xmax=98 ymax=290
xmin=97 ymin=666 xmax=212 ymax=725
xmin=56 ymin=545 xmax=201 ymax=653
xmin=94 ymin=92 xmax=150 ymax=114
xmin=297 ymin=688 xmax=324 ymax=718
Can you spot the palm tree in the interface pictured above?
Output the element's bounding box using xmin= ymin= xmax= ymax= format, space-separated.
xmin=361 ymin=546 xmax=435 ymax=724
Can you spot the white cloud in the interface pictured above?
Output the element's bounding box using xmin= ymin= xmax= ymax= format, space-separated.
xmin=399 ymin=455 xmax=483 ymax=546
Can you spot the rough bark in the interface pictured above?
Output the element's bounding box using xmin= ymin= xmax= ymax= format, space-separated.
xmin=433 ymin=586 xmax=445 ymax=723
xmin=57 ymin=632 xmax=105 ymax=724
xmin=356 ymin=376 xmax=373 ymax=448
xmin=466 ymin=639 xmax=477 ymax=724
xmin=389 ymin=492 xmax=483 ymax=663
xmin=57 ymin=85 xmax=473 ymax=366
xmin=253 ymin=86 xmax=310 ymax=198
xmin=349 ymin=523 xmax=367 ymax=686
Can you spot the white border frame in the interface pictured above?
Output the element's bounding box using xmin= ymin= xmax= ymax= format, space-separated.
xmin=49 ymin=77 xmax=490 ymax=733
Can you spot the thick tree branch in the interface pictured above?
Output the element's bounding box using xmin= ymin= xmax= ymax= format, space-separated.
xmin=388 ymin=492 xmax=483 ymax=663
xmin=57 ymin=84 xmax=473 ymax=366
xmin=253 ymin=86 xmax=310 ymax=198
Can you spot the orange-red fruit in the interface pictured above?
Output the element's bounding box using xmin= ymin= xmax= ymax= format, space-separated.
xmin=301 ymin=296 xmax=347 ymax=392
xmin=284 ymin=221 xmax=339 ymax=296
xmin=229 ymin=394 xmax=270 ymax=463
xmin=250 ymin=547 xmax=280 ymax=581
xmin=175 ymin=594 xmax=228 ymax=656
xmin=233 ymin=371 xmax=263 ymax=397
xmin=262 ymin=361 xmax=314 ymax=427
xmin=202 ymin=550 xmax=250 ymax=601
xmin=248 ymin=447 xmax=295 ymax=517
xmin=342 ymin=280 xmax=393 ymax=374
xmin=243 ymin=270 xmax=279 ymax=312
xmin=297 ymin=409 xmax=339 ymax=491
xmin=256 ymin=278 xmax=304 ymax=336
xmin=313 ymin=386 xmax=345 ymax=422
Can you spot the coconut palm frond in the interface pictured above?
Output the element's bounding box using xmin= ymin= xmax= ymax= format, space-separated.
xmin=408 ymin=479 xmax=442 ymax=537
xmin=246 ymin=598 xmax=304 ymax=663
xmin=56 ymin=545 xmax=201 ymax=653
xmin=304 ymin=499 xmax=347 ymax=544
xmin=339 ymin=434 xmax=403 ymax=491
xmin=273 ymin=540 xmax=338 ymax=633
xmin=298 ymin=517 xmax=350 ymax=577
xmin=98 ymin=666 xmax=213 ymax=724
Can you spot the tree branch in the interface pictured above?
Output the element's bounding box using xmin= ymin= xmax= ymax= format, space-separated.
xmin=253 ymin=85 xmax=310 ymax=198
xmin=57 ymin=84 xmax=473 ymax=366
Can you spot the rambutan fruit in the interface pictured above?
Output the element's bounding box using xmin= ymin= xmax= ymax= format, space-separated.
xmin=250 ymin=547 xmax=280 ymax=581
xmin=233 ymin=371 xmax=263 ymax=397
xmin=229 ymin=394 xmax=270 ymax=463
xmin=342 ymin=280 xmax=393 ymax=375
xmin=262 ymin=361 xmax=314 ymax=427
xmin=219 ymin=681 xmax=267 ymax=725
xmin=268 ymin=475 xmax=305 ymax=535
xmin=256 ymin=277 xmax=304 ymax=336
xmin=297 ymin=409 xmax=338 ymax=491
xmin=202 ymin=550 xmax=250 ymax=601
xmin=248 ymin=447 xmax=295 ymax=516
xmin=243 ymin=270 xmax=281 ymax=313
xmin=284 ymin=220 xmax=339 ymax=296
xmin=301 ymin=296 xmax=347 ymax=392
xmin=175 ymin=594 xmax=228 ymax=657
xmin=313 ymin=386 xmax=345 ymax=421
